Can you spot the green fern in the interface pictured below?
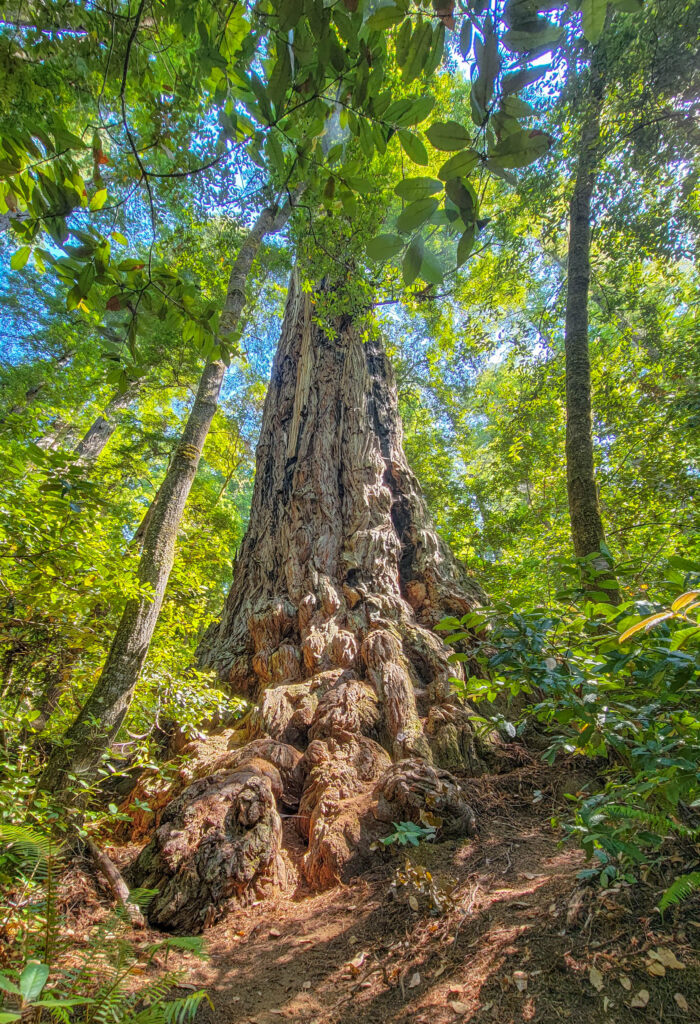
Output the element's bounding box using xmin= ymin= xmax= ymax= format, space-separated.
xmin=659 ymin=872 xmax=700 ymax=915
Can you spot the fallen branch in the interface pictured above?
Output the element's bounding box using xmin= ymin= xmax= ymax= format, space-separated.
xmin=84 ymin=837 xmax=145 ymax=928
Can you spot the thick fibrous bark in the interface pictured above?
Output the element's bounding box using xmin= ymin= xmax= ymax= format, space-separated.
xmin=130 ymin=270 xmax=487 ymax=932
xmin=564 ymin=47 xmax=616 ymax=591
xmin=39 ymin=199 xmax=297 ymax=796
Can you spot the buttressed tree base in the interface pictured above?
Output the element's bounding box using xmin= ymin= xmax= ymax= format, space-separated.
xmin=129 ymin=269 xmax=492 ymax=933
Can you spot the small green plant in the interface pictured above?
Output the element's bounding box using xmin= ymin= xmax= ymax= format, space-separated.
xmin=379 ymin=821 xmax=438 ymax=847
xmin=0 ymin=825 xmax=210 ymax=1024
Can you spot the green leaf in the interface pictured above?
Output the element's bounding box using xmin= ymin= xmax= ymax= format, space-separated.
xmin=419 ymin=249 xmax=443 ymax=285
xmin=581 ymin=0 xmax=607 ymax=43
xmin=0 ymin=974 xmax=20 ymax=997
xmin=473 ymin=19 xmax=500 ymax=110
xmin=10 ymin=246 xmax=31 ymax=271
xmin=89 ymin=189 xmax=107 ymax=211
xmin=503 ymin=22 xmax=562 ymax=52
xmin=403 ymin=21 xmax=433 ymax=83
xmin=611 ymin=0 xmax=642 ymax=10
xmin=399 ymin=96 xmax=436 ymax=126
xmin=446 ymin=178 xmax=477 ymax=218
xmin=398 ymin=130 xmax=429 ymax=165
xmin=502 ymin=96 xmax=536 ymax=118
xmin=459 ymin=19 xmax=472 ymax=58
xmin=367 ymin=5 xmax=405 ymax=30
xmin=438 ymin=149 xmax=480 ymax=181
xmin=502 ymin=65 xmax=548 ymax=95
xmin=397 ymin=196 xmax=439 ymax=233
xmin=366 ymin=234 xmax=404 ymax=261
xmin=19 ymin=963 xmax=49 ymax=1003
xmin=394 ymin=177 xmax=443 ymax=201
xmin=426 ymin=120 xmax=470 ymax=151
xmin=402 ymin=234 xmax=424 ymax=286
xmin=0 ymin=1013 xmax=21 ymax=1022
xmin=489 ymin=129 xmax=552 ymax=168
xmin=457 ymin=224 xmax=475 ymax=266
xmin=395 ymin=18 xmax=412 ymax=66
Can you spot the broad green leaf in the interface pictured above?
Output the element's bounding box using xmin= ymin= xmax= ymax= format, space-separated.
xmin=0 ymin=974 xmax=20 ymax=997
xmin=446 ymin=178 xmax=477 ymax=217
xmin=19 ymin=963 xmax=49 ymax=1003
xmin=10 ymin=246 xmax=31 ymax=271
xmin=402 ymin=234 xmax=424 ymax=285
xmin=581 ymin=0 xmax=607 ymax=42
xmin=438 ymin=149 xmax=480 ymax=181
xmin=403 ymin=21 xmax=433 ymax=83
xmin=419 ymin=249 xmax=443 ymax=285
xmin=457 ymin=224 xmax=475 ymax=266
xmin=502 ymin=96 xmax=536 ymax=118
xmin=473 ymin=19 xmax=500 ymax=110
xmin=367 ymin=6 xmax=405 ymax=30
xmin=395 ymin=18 xmax=412 ymax=66
xmin=398 ymin=130 xmax=429 ymax=165
xmin=502 ymin=65 xmax=548 ymax=94
xmin=426 ymin=120 xmax=470 ymax=151
xmin=394 ymin=177 xmax=442 ymax=200
xmin=611 ymin=0 xmax=642 ymax=10
xmin=89 ymin=188 xmax=107 ymax=211
xmin=399 ymin=97 xmax=435 ymax=126
xmin=459 ymin=19 xmax=472 ymax=58
xmin=366 ymin=234 xmax=404 ymax=261
xmin=503 ymin=22 xmax=562 ymax=52
xmin=489 ymin=129 xmax=552 ymax=168
xmin=397 ymin=196 xmax=439 ymax=233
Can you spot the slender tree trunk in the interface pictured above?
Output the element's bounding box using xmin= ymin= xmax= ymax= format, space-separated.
xmin=39 ymin=199 xmax=297 ymax=796
xmin=564 ymin=48 xmax=617 ymax=593
xmin=74 ymin=382 xmax=140 ymax=464
xmin=128 ymin=269 xmax=491 ymax=933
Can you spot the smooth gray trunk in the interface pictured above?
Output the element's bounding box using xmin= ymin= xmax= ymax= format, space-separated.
xmin=39 ymin=199 xmax=298 ymax=795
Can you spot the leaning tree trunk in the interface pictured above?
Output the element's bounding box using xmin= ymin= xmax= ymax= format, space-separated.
xmin=564 ymin=44 xmax=617 ymax=595
xmin=129 ymin=269 xmax=490 ymax=933
xmin=38 ymin=198 xmax=297 ymax=797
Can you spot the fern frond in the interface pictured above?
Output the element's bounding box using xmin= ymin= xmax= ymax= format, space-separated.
xmin=0 ymin=824 xmax=64 ymax=866
xmin=162 ymin=991 xmax=209 ymax=1024
xmin=659 ymin=872 xmax=700 ymax=915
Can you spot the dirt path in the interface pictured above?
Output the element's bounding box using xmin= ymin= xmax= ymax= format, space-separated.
xmin=175 ymin=794 xmax=700 ymax=1024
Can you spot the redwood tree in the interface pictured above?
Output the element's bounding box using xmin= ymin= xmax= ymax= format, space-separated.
xmin=130 ymin=268 xmax=491 ymax=932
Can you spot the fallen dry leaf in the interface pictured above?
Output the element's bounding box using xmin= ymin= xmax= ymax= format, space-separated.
xmin=268 ymin=928 xmax=282 ymax=938
xmin=589 ymin=966 xmax=604 ymax=992
xmin=630 ymin=989 xmax=650 ymax=1009
xmin=408 ymin=972 xmax=421 ymax=989
xmin=651 ymin=947 xmax=685 ymax=970
xmin=620 ymin=976 xmax=632 ymax=991
xmin=513 ymin=970 xmax=528 ymax=992
xmin=674 ymin=993 xmax=689 ymax=1011
xmin=449 ymin=1001 xmax=469 ymax=1015
xmin=302 ymin=981 xmax=311 ymax=991
xmin=408 ymin=895 xmax=419 ymax=911
xmin=434 ymin=965 xmax=447 ymax=978
xmin=647 ymin=960 xmax=666 ymax=977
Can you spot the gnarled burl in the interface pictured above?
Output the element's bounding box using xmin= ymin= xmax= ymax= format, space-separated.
xmin=129 ymin=270 xmax=488 ymax=932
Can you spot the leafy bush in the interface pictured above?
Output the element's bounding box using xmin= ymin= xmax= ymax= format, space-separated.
xmin=0 ymin=825 xmax=210 ymax=1024
xmin=440 ymin=551 xmax=700 ymax=898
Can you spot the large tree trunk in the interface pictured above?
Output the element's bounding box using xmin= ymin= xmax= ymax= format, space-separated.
xmin=129 ymin=269 xmax=489 ymax=933
xmin=564 ymin=46 xmax=617 ymax=594
xmin=38 ymin=199 xmax=297 ymax=797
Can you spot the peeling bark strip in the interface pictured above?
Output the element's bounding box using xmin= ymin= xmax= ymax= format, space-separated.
xmin=39 ymin=198 xmax=298 ymax=796
xmin=564 ymin=46 xmax=616 ymax=590
xmin=129 ymin=272 xmax=488 ymax=932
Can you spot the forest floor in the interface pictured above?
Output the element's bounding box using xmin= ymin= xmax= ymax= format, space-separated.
xmin=61 ymin=757 xmax=700 ymax=1024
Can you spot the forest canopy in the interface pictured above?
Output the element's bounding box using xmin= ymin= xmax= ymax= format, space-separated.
xmin=1 ymin=0 xmax=699 ymax=1021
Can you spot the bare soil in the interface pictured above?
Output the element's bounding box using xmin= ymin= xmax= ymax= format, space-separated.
xmin=58 ymin=760 xmax=700 ymax=1024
